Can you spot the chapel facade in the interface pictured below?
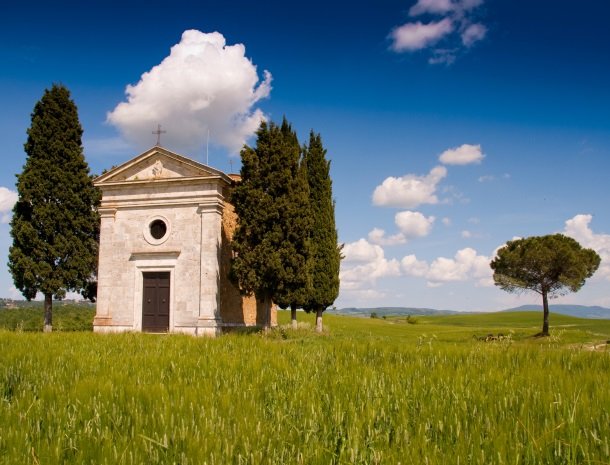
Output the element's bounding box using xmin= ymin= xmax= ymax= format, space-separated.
xmin=93 ymin=146 xmax=275 ymax=335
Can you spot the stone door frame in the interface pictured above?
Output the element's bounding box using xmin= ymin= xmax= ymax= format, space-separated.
xmin=130 ymin=251 xmax=179 ymax=332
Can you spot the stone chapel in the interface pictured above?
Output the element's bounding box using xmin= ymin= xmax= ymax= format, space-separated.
xmin=93 ymin=146 xmax=275 ymax=335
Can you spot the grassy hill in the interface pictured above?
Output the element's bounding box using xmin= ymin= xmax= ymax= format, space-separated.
xmin=1 ymin=309 xmax=609 ymax=464
xmin=504 ymin=304 xmax=610 ymax=319
xmin=334 ymin=306 xmax=457 ymax=317
xmin=335 ymin=304 xmax=610 ymax=319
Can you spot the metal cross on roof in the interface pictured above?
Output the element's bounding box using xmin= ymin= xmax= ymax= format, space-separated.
xmin=152 ymin=124 xmax=166 ymax=146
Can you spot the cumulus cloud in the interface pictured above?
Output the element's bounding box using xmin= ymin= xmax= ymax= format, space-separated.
xmin=390 ymin=19 xmax=454 ymax=52
xmin=395 ymin=211 xmax=435 ymax=238
xmin=427 ymin=248 xmax=492 ymax=286
xmin=402 ymin=247 xmax=492 ymax=287
xmin=389 ymin=0 xmax=487 ymax=64
xmin=368 ymin=228 xmax=406 ymax=246
xmin=409 ymin=0 xmax=454 ymax=16
xmin=401 ymin=254 xmax=430 ymax=277
xmin=369 ymin=211 xmax=435 ymax=246
xmin=439 ymin=144 xmax=484 ymax=165
xmin=0 ymin=187 xmax=18 ymax=223
xmin=341 ymin=239 xmax=401 ymax=290
xmin=563 ymin=214 xmax=610 ymax=281
xmin=107 ymin=30 xmax=272 ymax=156
xmin=373 ymin=165 xmax=447 ymax=208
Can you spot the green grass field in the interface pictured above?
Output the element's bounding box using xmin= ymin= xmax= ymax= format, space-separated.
xmin=1 ymin=308 xmax=609 ymax=464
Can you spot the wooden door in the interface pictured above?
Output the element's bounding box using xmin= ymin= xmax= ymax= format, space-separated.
xmin=142 ymin=272 xmax=170 ymax=332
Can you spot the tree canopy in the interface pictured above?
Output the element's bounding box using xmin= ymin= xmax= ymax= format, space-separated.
xmin=273 ymin=119 xmax=312 ymax=327
xmin=230 ymin=119 xmax=310 ymax=329
xmin=231 ymin=119 xmax=341 ymax=331
xmin=490 ymin=234 xmax=600 ymax=335
xmin=8 ymin=84 xmax=100 ymax=332
xmin=303 ymin=131 xmax=341 ymax=332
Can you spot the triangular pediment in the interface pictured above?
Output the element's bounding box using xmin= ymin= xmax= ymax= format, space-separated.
xmin=95 ymin=146 xmax=231 ymax=185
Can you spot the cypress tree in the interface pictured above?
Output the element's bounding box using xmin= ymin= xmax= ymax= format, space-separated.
xmin=231 ymin=118 xmax=311 ymax=329
xmin=303 ymin=131 xmax=341 ymax=332
xmin=275 ymin=119 xmax=312 ymax=329
xmin=8 ymin=84 xmax=100 ymax=332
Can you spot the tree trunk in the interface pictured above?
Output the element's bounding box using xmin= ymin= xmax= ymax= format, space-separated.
xmin=291 ymin=305 xmax=297 ymax=330
xmin=316 ymin=308 xmax=323 ymax=333
xmin=541 ymin=290 xmax=549 ymax=336
xmin=263 ymin=295 xmax=272 ymax=332
xmin=44 ymin=293 xmax=53 ymax=333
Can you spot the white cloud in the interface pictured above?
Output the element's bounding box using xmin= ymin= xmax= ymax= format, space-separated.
xmin=563 ymin=214 xmax=610 ymax=281
xmin=0 ymin=187 xmax=18 ymax=223
xmin=395 ymin=211 xmax=435 ymax=238
xmin=390 ymin=19 xmax=454 ymax=52
xmin=461 ymin=23 xmax=487 ymax=46
xmin=442 ymin=217 xmax=452 ymax=226
xmin=342 ymin=238 xmax=384 ymax=263
xmin=107 ymin=29 xmax=272 ymax=156
xmin=409 ymin=0 xmax=483 ymax=16
xmin=439 ymin=143 xmax=484 ymax=165
xmin=341 ymin=239 xmax=401 ymax=291
xmin=461 ymin=230 xmax=472 ymax=238
xmin=389 ymin=0 xmax=487 ymax=64
xmin=401 ymin=247 xmax=493 ymax=287
xmin=409 ymin=0 xmax=454 ymax=16
xmin=427 ymin=247 xmax=491 ymax=286
xmin=373 ymin=165 xmax=447 ymax=208
xmin=368 ymin=228 xmax=406 ymax=246
xmin=368 ymin=211 xmax=434 ymax=246
xmin=401 ymin=254 xmax=430 ymax=277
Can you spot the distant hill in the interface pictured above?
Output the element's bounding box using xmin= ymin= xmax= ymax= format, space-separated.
xmin=334 ymin=307 xmax=458 ymax=317
xmin=334 ymin=304 xmax=610 ymax=319
xmin=502 ymin=304 xmax=610 ymax=319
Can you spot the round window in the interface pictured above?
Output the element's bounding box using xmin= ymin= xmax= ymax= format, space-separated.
xmin=143 ymin=215 xmax=171 ymax=245
xmin=149 ymin=219 xmax=167 ymax=240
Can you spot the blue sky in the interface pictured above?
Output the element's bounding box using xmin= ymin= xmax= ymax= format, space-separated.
xmin=1 ymin=0 xmax=609 ymax=310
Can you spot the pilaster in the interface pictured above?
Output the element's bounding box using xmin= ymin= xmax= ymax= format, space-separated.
xmin=197 ymin=197 xmax=224 ymax=332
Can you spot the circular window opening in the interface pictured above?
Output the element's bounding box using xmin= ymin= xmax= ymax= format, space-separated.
xmin=150 ymin=219 xmax=167 ymax=240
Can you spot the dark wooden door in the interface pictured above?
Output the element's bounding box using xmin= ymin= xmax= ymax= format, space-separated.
xmin=142 ymin=272 xmax=170 ymax=332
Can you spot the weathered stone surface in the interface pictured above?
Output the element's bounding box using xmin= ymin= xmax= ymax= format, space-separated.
xmin=94 ymin=147 xmax=267 ymax=335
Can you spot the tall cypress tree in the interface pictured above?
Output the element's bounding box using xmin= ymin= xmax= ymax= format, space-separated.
xmin=8 ymin=84 xmax=100 ymax=332
xmin=231 ymin=119 xmax=311 ymax=329
xmin=303 ymin=131 xmax=341 ymax=332
xmin=275 ymin=119 xmax=312 ymax=329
